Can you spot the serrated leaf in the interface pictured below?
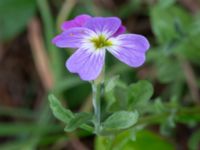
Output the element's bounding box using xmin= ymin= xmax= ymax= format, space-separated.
xmin=128 ymin=80 xmax=153 ymax=108
xmin=102 ymin=111 xmax=139 ymax=130
xmin=0 ymin=0 xmax=36 ymax=40
xmin=48 ymin=94 xmax=74 ymax=124
xmin=64 ymin=112 xmax=92 ymax=132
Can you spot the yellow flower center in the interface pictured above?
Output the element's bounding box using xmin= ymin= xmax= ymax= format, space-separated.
xmin=91 ymin=35 xmax=112 ymax=49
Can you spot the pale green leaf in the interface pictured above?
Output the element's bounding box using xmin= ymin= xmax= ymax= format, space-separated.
xmin=64 ymin=112 xmax=92 ymax=132
xmin=48 ymin=94 xmax=74 ymax=124
xmin=128 ymin=80 xmax=153 ymax=108
xmin=105 ymin=75 xmax=119 ymax=93
xmin=102 ymin=111 xmax=139 ymax=130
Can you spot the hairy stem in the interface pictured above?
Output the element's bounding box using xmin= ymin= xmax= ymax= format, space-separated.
xmin=92 ymin=69 xmax=105 ymax=134
xmin=92 ymin=82 xmax=102 ymax=134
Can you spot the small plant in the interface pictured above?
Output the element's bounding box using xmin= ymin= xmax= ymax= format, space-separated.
xmin=49 ymin=14 xmax=150 ymax=140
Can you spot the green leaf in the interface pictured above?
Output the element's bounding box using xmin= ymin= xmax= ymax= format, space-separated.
xmin=105 ymin=75 xmax=120 ymax=110
xmin=105 ymin=75 xmax=119 ymax=93
xmin=95 ymin=136 xmax=110 ymax=150
xmin=160 ymin=109 xmax=176 ymax=136
xmin=153 ymin=98 xmax=166 ymax=113
xmin=0 ymin=0 xmax=36 ymax=40
xmin=123 ymin=130 xmax=175 ymax=150
xmin=105 ymin=90 xmax=117 ymax=111
xmin=155 ymin=53 xmax=183 ymax=83
xmin=128 ymin=80 xmax=153 ymax=109
xmin=95 ymin=130 xmax=175 ymax=150
xmin=150 ymin=4 xmax=192 ymax=44
xmin=64 ymin=112 xmax=92 ymax=132
xmin=48 ymin=94 xmax=74 ymax=124
xmin=102 ymin=111 xmax=139 ymax=130
xmin=157 ymin=0 xmax=175 ymax=8
xmin=172 ymin=14 xmax=200 ymax=66
xmin=174 ymin=33 xmax=200 ymax=66
xmin=105 ymin=76 xmax=128 ymax=111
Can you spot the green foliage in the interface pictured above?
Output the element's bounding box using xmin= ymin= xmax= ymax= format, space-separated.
xmin=0 ymin=0 xmax=36 ymax=40
xmin=104 ymin=76 xmax=128 ymax=111
xmin=175 ymin=32 xmax=200 ymax=65
xmin=118 ymin=0 xmax=141 ymax=19
xmin=157 ymin=0 xmax=176 ymax=8
xmin=102 ymin=111 xmax=139 ymax=131
xmin=151 ymin=3 xmax=191 ymax=44
xmin=128 ymin=80 xmax=154 ymax=109
xmin=105 ymin=75 xmax=120 ymax=93
xmin=95 ymin=130 xmax=175 ymax=150
xmin=151 ymin=2 xmax=200 ymax=67
xmin=154 ymin=52 xmax=183 ymax=83
xmin=64 ymin=112 xmax=92 ymax=132
xmin=48 ymin=94 xmax=74 ymax=124
xmin=153 ymin=98 xmax=166 ymax=113
xmin=188 ymin=129 xmax=200 ymax=150
xmin=104 ymin=79 xmax=153 ymax=113
xmin=1 ymin=0 xmax=200 ymax=149
xmin=49 ymin=94 xmax=93 ymax=133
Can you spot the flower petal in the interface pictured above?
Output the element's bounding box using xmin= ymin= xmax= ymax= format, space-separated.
xmin=66 ymin=48 xmax=105 ymax=81
xmin=84 ymin=17 xmax=121 ymax=37
xmin=107 ymin=34 xmax=150 ymax=67
xmin=52 ymin=27 xmax=95 ymax=48
xmin=61 ymin=14 xmax=92 ymax=31
xmin=115 ymin=34 xmax=150 ymax=52
xmin=61 ymin=20 xmax=78 ymax=31
xmin=112 ymin=25 xmax=126 ymax=37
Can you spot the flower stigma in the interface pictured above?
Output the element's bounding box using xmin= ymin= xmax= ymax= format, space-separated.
xmin=90 ymin=35 xmax=112 ymax=49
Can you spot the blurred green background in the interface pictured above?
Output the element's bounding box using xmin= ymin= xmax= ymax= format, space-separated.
xmin=0 ymin=0 xmax=200 ymax=149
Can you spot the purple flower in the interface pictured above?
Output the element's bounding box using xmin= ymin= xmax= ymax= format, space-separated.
xmin=52 ymin=14 xmax=150 ymax=81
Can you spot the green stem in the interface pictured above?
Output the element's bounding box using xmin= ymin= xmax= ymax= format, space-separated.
xmin=92 ymin=82 xmax=102 ymax=134
xmin=91 ymin=67 xmax=105 ymax=134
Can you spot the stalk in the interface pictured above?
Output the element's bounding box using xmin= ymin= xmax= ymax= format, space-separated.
xmin=92 ymin=69 xmax=105 ymax=134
